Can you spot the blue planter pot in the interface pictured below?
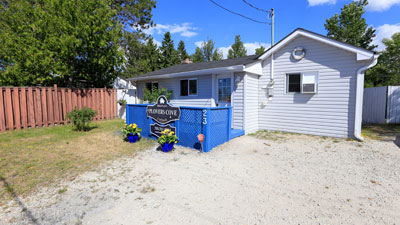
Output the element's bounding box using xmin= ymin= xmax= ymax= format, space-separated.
xmin=127 ymin=133 xmax=139 ymax=143
xmin=161 ymin=142 xmax=175 ymax=152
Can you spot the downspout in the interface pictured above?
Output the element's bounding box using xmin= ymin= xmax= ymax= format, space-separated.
xmin=354 ymin=55 xmax=378 ymax=141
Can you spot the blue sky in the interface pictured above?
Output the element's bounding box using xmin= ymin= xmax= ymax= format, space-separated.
xmin=144 ymin=0 xmax=400 ymax=58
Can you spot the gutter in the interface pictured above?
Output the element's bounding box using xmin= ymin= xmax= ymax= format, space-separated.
xmin=354 ymin=55 xmax=379 ymax=141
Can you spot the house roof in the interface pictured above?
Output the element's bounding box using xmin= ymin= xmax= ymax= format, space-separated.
xmin=128 ymin=28 xmax=377 ymax=81
xmin=258 ymin=28 xmax=376 ymax=61
xmin=128 ymin=55 xmax=259 ymax=81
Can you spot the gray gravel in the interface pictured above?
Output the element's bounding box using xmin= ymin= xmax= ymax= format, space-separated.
xmin=1 ymin=133 xmax=400 ymax=224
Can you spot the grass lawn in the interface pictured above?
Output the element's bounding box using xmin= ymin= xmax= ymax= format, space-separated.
xmin=0 ymin=119 xmax=155 ymax=204
xmin=362 ymin=124 xmax=400 ymax=140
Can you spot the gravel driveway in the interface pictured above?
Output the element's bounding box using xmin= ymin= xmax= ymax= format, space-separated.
xmin=1 ymin=133 xmax=400 ymax=224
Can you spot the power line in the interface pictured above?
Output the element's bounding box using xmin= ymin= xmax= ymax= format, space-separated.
xmin=241 ymin=0 xmax=270 ymax=14
xmin=208 ymin=0 xmax=269 ymax=24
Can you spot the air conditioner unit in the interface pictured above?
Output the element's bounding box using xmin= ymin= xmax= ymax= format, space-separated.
xmin=301 ymin=72 xmax=318 ymax=94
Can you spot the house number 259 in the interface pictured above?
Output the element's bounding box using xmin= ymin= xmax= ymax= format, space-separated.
xmin=202 ymin=109 xmax=207 ymax=125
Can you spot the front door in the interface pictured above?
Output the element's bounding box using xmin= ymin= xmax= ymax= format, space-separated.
xmin=217 ymin=75 xmax=232 ymax=107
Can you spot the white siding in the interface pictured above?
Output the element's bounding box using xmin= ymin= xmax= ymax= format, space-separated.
xmin=136 ymin=75 xmax=212 ymax=107
xmin=258 ymin=36 xmax=367 ymax=138
xmin=232 ymin=72 xmax=244 ymax=129
xmin=245 ymin=73 xmax=259 ymax=133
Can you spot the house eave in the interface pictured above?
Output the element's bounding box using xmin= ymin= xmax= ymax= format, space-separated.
xmin=258 ymin=29 xmax=375 ymax=62
xmin=127 ymin=65 xmax=246 ymax=81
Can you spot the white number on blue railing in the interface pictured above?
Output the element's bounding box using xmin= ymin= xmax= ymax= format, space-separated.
xmin=202 ymin=109 xmax=207 ymax=125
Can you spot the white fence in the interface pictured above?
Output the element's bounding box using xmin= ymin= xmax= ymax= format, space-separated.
xmin=363 ymin=86 xmax=400 ymax=124
xmin=117 ymin=89 xmax=136 ymax=119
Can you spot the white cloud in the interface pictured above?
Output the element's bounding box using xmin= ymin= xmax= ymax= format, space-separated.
xmin=366 ymin=0 xmax=400 ymax=11
xmin=373 ymin=23 xmax=400 ymax=50
xmin=144 ymin=23 xmax=198 ymax=38
xmin=153 ymin=39 xmax=161 ymax=47
xmin=307 ymin=0 xmax=336 ymax=6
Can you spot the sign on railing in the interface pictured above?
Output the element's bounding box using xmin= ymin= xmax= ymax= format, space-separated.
xmin=146 ymin=96 xmax=181 ymax=124
xmin=146 ymin=95 xmax=180 ymax=138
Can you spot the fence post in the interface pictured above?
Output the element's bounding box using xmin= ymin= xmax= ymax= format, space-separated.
xmin=53 ymin=84 xmax=59 ymax=124
xmin=13 ymin=87 xmax=21 ymax=130
xmin=20 ymin=88 xmax=27 ymax=129
xmin=0 ymin=88 xmax=5 ymax=131
xmin=228 ymin=107 xmax=232 ymax=140
xmin=204 ymin=108 xmax=211 ymax=152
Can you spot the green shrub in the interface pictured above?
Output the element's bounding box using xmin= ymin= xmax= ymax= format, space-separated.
xmin=143 ymin=87 xmax=172 ymax=103
xmin=66 ymin=107 xmax=97 ymax=131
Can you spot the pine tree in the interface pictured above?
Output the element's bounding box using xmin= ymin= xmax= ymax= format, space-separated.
xmin=145 ymin=37 xmax=161 ymax=72
xmin=212 ymin=49 xmax=223 ymax=61
xmin=191 ymin=47 xmax=204 ymax=63
xmin=177 ymin=40 xmax=189 ymax=61
xmin=159 ymin=32 xmax=179 ymax=68
xmin=228 ymin=35 xmax=247 ymax=59
xmin=324 ymin=0 xmax=376 ymax=50
xmin=255 ymin=46 xmax=266 ymax=55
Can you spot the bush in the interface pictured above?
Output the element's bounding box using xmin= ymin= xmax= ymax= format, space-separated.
xmin=66 ymin=107 xmax=97 ymax=131
xmin=143 ymin=87 xmax=172 ymax=103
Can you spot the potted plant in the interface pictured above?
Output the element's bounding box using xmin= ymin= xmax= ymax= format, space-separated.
xmin=118 ymin=99 xmax=127 ymax=106
xmin=158 ymin=129 xmax=178 ymax=152
xmin=122 ymin=123 xmax=142 ymax=143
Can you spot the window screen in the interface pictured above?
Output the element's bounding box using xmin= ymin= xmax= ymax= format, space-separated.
xmin=287 ymin=74 xmax=301 ymax=93
xmin=189 ymin=80 xmax=197 ymax=95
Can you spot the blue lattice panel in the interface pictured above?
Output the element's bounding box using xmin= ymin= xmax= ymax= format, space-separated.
xmin=126 ymin=105 xmax=151 ymax=138
xmin=209 ymin=108 xmax=229 ymax=149
xmin=178 ymin=108 xmax=203 ymax=149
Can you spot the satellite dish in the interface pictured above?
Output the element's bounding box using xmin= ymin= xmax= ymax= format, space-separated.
xmin=292 ymin=47 xmax=306 ymax=61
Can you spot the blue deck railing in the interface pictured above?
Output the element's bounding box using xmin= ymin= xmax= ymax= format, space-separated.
xmin=126 ymin=104 xmax=232 ymax=152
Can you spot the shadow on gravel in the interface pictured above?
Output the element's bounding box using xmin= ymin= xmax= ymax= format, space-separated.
xmin=0 ymin=175 xmax=39 ymax=225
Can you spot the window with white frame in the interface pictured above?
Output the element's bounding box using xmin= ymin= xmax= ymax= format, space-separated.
xmin=286 ymin=72 xmax=318 ymax=94
xmin=145 ymin=82 xmax=158 ymax=93
xmin=180 ymin=79 xmax=197 ymax=96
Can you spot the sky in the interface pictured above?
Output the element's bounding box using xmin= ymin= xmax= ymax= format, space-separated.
xmin=144 ymin=0 xmax=400 ymax=58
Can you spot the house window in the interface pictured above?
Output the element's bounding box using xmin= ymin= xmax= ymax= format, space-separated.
xmin=286 ymin=73 xmax=301 ymax=93
xmin=180 ymin=79 xmax=197 ymax=96
xmin=145 ymin=82 xmax=158 ymax=93
xmin=286 ymin=72 xmax=318 ymax=94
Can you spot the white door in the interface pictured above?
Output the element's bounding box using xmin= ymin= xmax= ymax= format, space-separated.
xmin=217 ymin=75 xmax=233 ymax=107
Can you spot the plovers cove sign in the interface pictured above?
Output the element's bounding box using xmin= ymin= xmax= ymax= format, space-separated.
xmin=146 ymin=96 xmax=181 ymax=124
xmin=150 ymin=124 xmax=176 ymax=138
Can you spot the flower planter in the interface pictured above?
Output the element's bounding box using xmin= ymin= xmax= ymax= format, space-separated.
xmin=127 ymin=133 xmax=139 ymax=143
xmin=161 ymin=142 xmax=174 ymax=152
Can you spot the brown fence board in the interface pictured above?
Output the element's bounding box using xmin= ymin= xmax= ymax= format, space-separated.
xmin=27 ymin=87 xmax=35 ymax=128
xmin=20 ymin=88 xmax=28 ymax=129
xmin=0 ymin=86 xmax=117 ymax=132
xmin=13 ymin=88 xmax=21 ymax=130
xmin=0 ymin=89 xmax=5 ymax=131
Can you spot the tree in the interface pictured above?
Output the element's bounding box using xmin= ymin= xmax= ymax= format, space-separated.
xmin=191 ymin=47 xmax=204 ymax=63
xmin=228 ymin=35 xmax=247 ymax=59
xmin=255 ymin=46 xmax=266 ymax=55
xmin=365 ymin=33 xmax=400 ymax=87
xmin=324 ymin=0 xmax=376 ymax=50
xmin=111 ymin=0 xmax=156 ymax=32
xmin=159 ymin=32 xmax=180 ymax=68
xmin=0 ymin=0 xmax=124 ymax=87
xmin=177 ymin=40 xmax=189 ymax=61
xmin=212 ymin=49 xmax=223 ymax=61
xmin=191 ymin=37 xmax=223 ymax=62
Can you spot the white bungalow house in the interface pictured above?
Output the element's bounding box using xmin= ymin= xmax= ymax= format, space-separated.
xmin=127 ymin=28 xmax=378 ymax=140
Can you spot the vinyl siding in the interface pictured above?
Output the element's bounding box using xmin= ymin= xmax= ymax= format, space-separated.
xmin=232 ymin=72 xmax=244 ymax=129
xmin=137 ymin=75 xmax=212 ymax=107
xmin=258 ymin=36 xmax=368 ymax=138
xmin=245 ymin=73 xmax=259 ymax=133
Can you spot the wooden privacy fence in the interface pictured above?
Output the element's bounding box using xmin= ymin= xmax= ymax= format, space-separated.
xmin=0 ymin=85 xmax=117 ymax=132
xmin=363 ymin=86 xmax=400 ymax=124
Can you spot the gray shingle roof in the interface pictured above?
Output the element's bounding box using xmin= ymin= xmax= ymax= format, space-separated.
xmin=132 ymin=54 xmax=259 ymax=78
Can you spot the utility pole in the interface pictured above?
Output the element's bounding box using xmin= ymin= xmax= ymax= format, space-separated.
xmin=270 ymin=8 xmax=274 ymax=46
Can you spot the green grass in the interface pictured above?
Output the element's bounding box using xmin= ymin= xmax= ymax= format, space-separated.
xmin=362 ymin=124 xmax=400 ymax=140
xmin=0 ymin=119 xmax=155 ymax=204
